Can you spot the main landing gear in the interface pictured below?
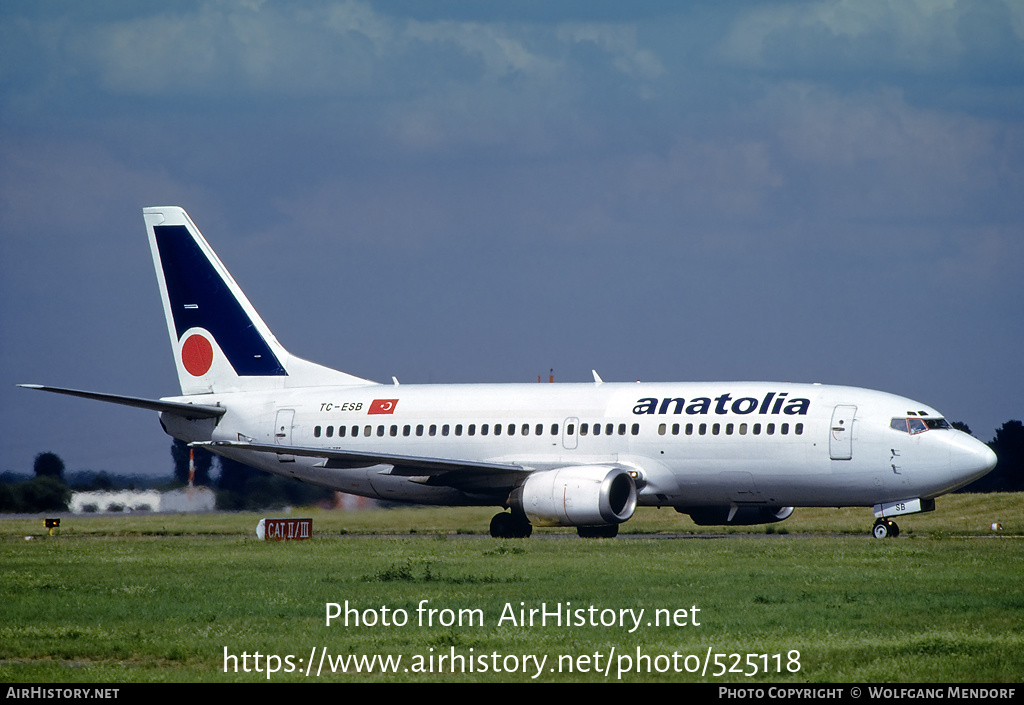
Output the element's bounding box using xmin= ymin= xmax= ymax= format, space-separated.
xmin=872 ymin=518 xmax=900 ymax=539
xmin=576 ymin=524 xmax=619 ymax=538
xmin=488 ymin=513 xmax=620 ymax=539
xmin=489 ymin=511 xmax=533 ymax=539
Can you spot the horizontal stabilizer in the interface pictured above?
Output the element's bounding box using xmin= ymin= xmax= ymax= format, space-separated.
xmin=18 ymin=384 xmax=226 ymax=419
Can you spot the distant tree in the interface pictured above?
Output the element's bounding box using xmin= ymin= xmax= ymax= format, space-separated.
xmin=0 ymin=483 xmax=16 ymax=512
xmin=33 ymin=452 xmax=65 ymax=480
xmin=171 ymin=439 xmax=213 ymax=486
xmin=950 ymin=421 xmax=972 ymax=436
xmin=17 ymin=476 xmax=71 ymax=512
xmin=959 ymin=420 xmax=1024 ymax=493
xmin=215 ymin=455 xmax=332 ymax=510
xmin=215 ymin=456 xmax=256 ymax=509
xmin=90 ymin=471 xmax=114 ymax=491
xmin=988 ymin=420 xmax=1024 ymax=493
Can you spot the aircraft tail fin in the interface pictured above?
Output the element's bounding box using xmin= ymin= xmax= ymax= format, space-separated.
xmin=144 ymin=207 xmax=375 ymax=395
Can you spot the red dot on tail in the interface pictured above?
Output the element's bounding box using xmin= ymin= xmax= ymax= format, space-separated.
xmin=181 ymin=334 xmax=214 ymax=376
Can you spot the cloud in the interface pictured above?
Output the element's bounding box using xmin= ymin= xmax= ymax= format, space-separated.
xmin=43 ymin=1 xmax=658 ymax=105
xmin=718 ymin=0 xmax=1024 ymax=79
xmin=556 ymin=22 xmax=664 ymax=81
xmin=0 ymin=139 xmax=201 ymax=237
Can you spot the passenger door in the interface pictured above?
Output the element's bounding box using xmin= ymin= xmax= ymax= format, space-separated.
xmin=829 ymin=405 xmax=856 ymax=460
xmin=274 ymin=408 xmax=296 ymax=463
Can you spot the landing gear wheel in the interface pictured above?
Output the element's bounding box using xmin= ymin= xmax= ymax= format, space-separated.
xmin=489 ymin=512 xmax=533 ymax=539
xmin=577 ymin=524 xmax=619 ymax=539
xmin=872 ymin=518 xmax=899 ymax=539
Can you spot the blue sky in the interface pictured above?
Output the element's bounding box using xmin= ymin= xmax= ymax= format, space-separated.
xmin=2 ymin=1 xmax=1022 ymax=477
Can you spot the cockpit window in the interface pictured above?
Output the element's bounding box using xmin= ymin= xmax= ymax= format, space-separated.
xmin=908 ymin=418 xmax=927 ymax=434
xmin=890 ymin=417 xmax=950 ymax=434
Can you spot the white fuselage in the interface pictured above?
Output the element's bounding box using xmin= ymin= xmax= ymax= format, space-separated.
xmin=161 ymin=380 xmax=996 ymax=511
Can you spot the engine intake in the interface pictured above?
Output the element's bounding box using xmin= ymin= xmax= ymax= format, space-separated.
xmin=511 ymin=466 xmax=637 ymax=527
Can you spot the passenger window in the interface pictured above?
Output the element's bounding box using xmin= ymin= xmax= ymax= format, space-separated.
xmin=389 ymin=425 xmax=397 ymax=437
xmin=686 ymin=423 xmax=693 ymax=436
xmin=442 ymin=424 xmax=450 ymax=437
xmin=781 ymin=423 xmax=789 ymax=435
xmin=535 ymin=424 xmax=543 ymax=436
xmin=739 ymin=423 xmax=747 ymax=435
xmin=455 ymin=424 xmax=463 ymax=436
xmin=552 ymin=424 xmax=559 ymax=435
xmin=767 ymin=423 xmax=775 ymax=435
xmin=403 ymin=425 xmax=411 ymax=437
xmin=468 ymin=424 xmax=476 ymax=436
xmin=699 ymin=423 xmax=707 ymax=436
xmin=377 ymin=425 xmax=385 ymax=437
xmin=712 ymin=423 xmax=720 ymax=435
xmin=508 ymin=423 xmax=516 ymax=436
xmin=567 ymin=424 xmax=575 ymax=435
xmin=364 ymin=425 xmax=372 ymax=437
xmin=593 ymin=424 xmax=601 ymax=436
xmin=326 ymin=426 xmax=334 ymax=438
xmin=795 ymin=423 xmax=803 ymax=435
xmin=618 ymin=423 xmax=626 ymax=436
xmin=494 ymin=424 xmax=502 ymax=436
xmin=659 ymin=423 xmax=667 ymax=436
xmin=753 ymin=423 xmax=761 ymax=435
xmin=314 ymin=426 xmax=322 ymax=438
xmin=482 ymin=424 xmax=489 ymax=435
xmin=429 ymin=425 xmax=437 ymax=437
xmin=523 ymin=423 xmax=530 ymax=436
xmin=631 ymin=423 xmax=639 ymax=436
xmin=672 ymin=423 xmax=680 ymax=435
xmin=580 ymin=423 xmax=588 ymax=436
xmin=726 ymin=423 xmax=734 ymax=435
xmin=416 ymin=424 xmax=424 ymax=436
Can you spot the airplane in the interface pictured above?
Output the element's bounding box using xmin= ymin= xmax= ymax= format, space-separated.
xmin=21 ymin=206 xmax=997 ymax=539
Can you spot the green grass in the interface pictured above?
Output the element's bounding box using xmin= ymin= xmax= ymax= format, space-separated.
xmin=3 ymin=491 xmax=1022 ymax=538
xmin=1 ymin=494 xmax=1022 ymax=683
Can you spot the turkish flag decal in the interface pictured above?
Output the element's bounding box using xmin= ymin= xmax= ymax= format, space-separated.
xmin=368 ymin=399 xmax=399 ymax=415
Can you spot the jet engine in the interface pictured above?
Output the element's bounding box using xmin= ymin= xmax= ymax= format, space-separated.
xmin=511 ymin=466 xmax=637 ymax=527
xmin=678 ymin=505 xmax=795 ymax=526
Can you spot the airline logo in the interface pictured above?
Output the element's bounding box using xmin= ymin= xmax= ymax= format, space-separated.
xmin=633 ymin=392 xmax=810 ymax=416
xmin=368 ymin=399 xmax=399 ymax=415
xmin=181 ymin=333 xmax=214 ymax=376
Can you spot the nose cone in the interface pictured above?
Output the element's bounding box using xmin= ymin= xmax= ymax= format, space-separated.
xmin=950 ymin=432 xmax=998 ymax=486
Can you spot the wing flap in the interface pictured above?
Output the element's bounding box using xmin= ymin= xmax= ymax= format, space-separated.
xmin=196 ymin=440 xmax=529 ymax=491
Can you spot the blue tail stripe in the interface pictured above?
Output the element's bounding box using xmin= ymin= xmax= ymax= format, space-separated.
xmin=154 ymin=225 xmax=286 ymax=377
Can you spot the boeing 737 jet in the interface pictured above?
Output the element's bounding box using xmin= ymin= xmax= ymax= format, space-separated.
xmin=22 ymin=207 xmax=997 ymax=538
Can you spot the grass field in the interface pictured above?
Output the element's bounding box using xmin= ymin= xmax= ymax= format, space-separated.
xmin=1 ymin=494 xmax=1022 ymax=683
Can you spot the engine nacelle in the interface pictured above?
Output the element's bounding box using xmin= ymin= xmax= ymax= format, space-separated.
xmin=511 ymin=466 xmax=637 ymax=527
xmin=678 ymin=505 xmax=795 ymax=526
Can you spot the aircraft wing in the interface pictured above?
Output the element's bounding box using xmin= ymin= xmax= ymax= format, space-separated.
xmin=18 ymin=384 xmax=226 ymax=419
xmin=197 ymin=440 xmax=530 ymax=492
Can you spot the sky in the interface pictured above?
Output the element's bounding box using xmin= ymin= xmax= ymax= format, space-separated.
xmin=1 ymin=0 xmax=1022 ymax=477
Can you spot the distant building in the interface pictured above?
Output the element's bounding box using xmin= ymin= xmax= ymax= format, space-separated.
xmin=70 ymin=487 xmax=215 ymax=513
